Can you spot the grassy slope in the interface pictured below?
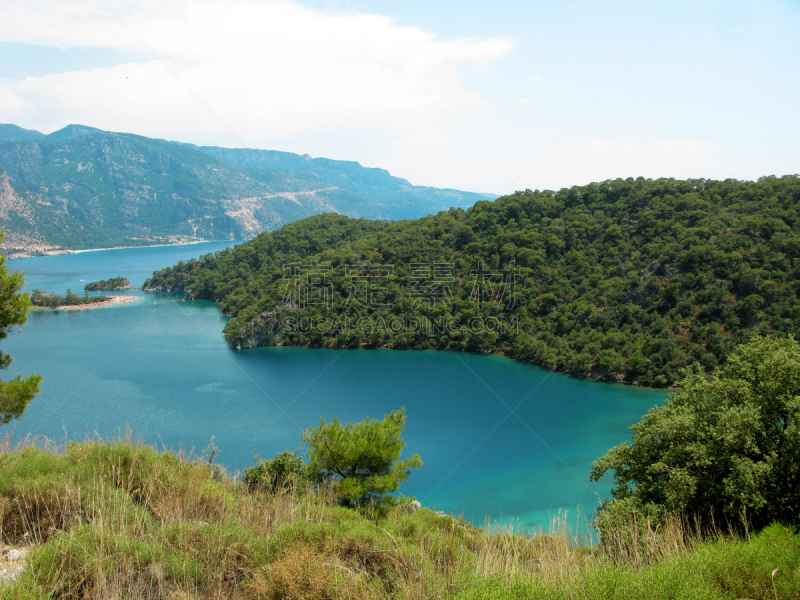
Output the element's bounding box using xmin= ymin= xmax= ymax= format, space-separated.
xmin=0 ymin=439 xmax=796 ymax=600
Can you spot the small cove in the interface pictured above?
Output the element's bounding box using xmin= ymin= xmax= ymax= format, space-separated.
xmin=5 ymin=243 xmax=668 ymax=531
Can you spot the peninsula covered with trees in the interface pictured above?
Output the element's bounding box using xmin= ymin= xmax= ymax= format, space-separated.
xmin=145 ymin=175 xmax=800 ymax=387
xmin=30 ymin=289 xmax=110 ymax=308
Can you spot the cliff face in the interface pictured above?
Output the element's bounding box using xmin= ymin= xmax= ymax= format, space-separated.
xmin=228 ymin=309 xmax=293 ymax=350
xmin=0 ymin=171 xmax=28 ymax=221
xmin=0 ymin=169 xmax=82 ymax=255
xmin=0 ymin=171 xmax=41 ymax=249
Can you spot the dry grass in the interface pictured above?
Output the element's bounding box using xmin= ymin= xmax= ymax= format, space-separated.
xmin=598 ymin=510 xmax=704 ymax=568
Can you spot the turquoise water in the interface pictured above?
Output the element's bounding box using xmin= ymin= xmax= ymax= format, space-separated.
xmin=4 ymin=243 xmax=667 ymax=532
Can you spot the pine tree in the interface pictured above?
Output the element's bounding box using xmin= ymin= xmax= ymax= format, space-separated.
xmin=302 ymin=407 xmax=422 ymax=508
xmin=0 ymin=233 xmax=41 ymax=424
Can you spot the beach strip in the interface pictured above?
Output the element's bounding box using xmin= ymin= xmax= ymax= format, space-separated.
xmin=54 ymin=295 xmax=139 ymax=311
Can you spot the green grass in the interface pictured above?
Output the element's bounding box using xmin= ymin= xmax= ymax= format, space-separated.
xmin=454 ymin=525 xmax=798 ymax=600
xmin=0 ymin=437 xmax=796 ymax=599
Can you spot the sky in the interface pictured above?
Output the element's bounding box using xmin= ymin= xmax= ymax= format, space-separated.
xmin=0 ymin=0 xmax=798 ymax=194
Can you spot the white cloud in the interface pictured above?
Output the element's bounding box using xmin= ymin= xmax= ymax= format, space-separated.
xmin=1 ymin=1 xmax=780 ymax=195
xmin=0 ymin=0 xmax=512 ymax=170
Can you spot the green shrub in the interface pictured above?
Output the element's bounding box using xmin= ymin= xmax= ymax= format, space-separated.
xmin=243 ymin=450 xmax=309 ymax=493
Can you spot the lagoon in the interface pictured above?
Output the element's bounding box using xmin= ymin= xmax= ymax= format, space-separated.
xmin=4 ymin=242 xmax=667 ymax=532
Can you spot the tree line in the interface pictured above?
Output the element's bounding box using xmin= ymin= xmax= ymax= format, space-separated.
xmin=30 ymin=289 xmax=110 ymax=308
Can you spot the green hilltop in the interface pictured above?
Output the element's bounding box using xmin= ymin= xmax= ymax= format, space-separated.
xmin=145 ymin=174 xmax=800 ymax=387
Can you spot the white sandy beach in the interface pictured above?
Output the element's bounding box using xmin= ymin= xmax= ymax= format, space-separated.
xmin=51 ymin=295 xmax=139 ymax=311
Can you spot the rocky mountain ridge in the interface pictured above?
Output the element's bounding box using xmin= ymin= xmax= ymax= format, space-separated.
xmin=0 ymin=124 xmax=493 ymax=255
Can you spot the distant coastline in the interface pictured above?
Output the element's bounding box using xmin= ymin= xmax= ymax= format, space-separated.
xmin=3 ymin=238 xmax=232 ymax=260
xmin=71 ymin=240 xmax=216 ymax=255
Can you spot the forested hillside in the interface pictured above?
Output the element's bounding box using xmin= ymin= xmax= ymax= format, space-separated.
xmin=0 ymin=123 xmax=490 ymax=254
xmin=145 ymin=175 xmax=800 ymax=387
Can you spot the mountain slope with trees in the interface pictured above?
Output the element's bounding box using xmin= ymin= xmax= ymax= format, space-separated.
xmin=0 ymin=124 xmax=491 ymax=254
xmin=197 ymin=145 xmax=495 ymax=220
xmin=0 ymin=126 xmax=375 ymax=251
xmin=144 ymin=175 xmax=800 ymax=387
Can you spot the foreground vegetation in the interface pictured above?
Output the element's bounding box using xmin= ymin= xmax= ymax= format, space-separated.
xmin=145 ymin=175 xmax=800 ymax=387
xmin=0 ymin=236 xmax=41 ymax=425
xmin=0 ymin=435 xmax=796 ymax=600
xmin=592 ymin=335 xmax=800 ymax=534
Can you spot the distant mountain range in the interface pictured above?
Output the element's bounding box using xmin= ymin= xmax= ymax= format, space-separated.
xmin=0 ymin=124 xmax=496 ymax=256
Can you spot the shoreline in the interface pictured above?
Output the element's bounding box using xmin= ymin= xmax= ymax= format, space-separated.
xmin=70 ymin=240 xmax=217 ymax=255
xmin=4 ymin=239 xmax=240 ymax=260
xmin=32 ymin=295 xmax=139 ymax=311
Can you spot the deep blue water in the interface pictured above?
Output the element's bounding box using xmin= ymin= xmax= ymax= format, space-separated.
xmin=4 ymin=242 xmax=667 ymax=533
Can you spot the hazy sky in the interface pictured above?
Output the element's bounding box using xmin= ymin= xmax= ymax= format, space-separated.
xmin=0 ymin=0 xmax=797 ymax=193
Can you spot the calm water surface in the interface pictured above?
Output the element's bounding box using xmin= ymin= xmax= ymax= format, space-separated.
xmin=4 ymin=242 xmax=668 ymax=532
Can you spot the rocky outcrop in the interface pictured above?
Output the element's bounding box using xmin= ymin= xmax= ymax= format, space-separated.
xmin=228 ymin=309 xmax=294 ymax=349
xmin=0 ymin=172 xmax=22 ymax=219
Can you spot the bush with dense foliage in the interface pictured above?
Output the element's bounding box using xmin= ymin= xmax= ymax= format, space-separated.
xmin=591 ymin=335 xmax=800 ymax=537
xmin=145 ymin=175 xmax=800 ymax=387
xmin=242 ymin=449 xmax=309 ymax=493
